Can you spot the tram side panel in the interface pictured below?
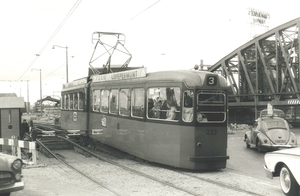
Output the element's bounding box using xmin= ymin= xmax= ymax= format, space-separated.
xmin=89 ymin=114 xmax=146 ymax=158
xmin=193 ymin=123 xmax=228 ymax=169
xmin=88 ymin=114 xmax=227 ymax=170
xmin=60 ymin=110 xmax=88 ymax=131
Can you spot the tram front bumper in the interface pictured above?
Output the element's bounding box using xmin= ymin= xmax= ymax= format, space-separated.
xmin=189 ymin=155 xmax=229 ymax=162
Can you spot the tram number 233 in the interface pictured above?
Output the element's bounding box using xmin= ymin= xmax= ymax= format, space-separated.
xmin=206 ymin=129 xmax=217 ymax=135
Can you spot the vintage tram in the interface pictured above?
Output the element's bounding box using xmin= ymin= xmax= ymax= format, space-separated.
xmin=60 ymin=67 xmax=229 ymax=170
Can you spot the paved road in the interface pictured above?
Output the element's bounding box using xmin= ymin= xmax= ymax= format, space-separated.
xmin=226 ymin=127 xmax=300 ymax=184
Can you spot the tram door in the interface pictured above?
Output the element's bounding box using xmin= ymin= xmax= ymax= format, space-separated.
xmin=0 ymin=109 xmax=21 ymax=152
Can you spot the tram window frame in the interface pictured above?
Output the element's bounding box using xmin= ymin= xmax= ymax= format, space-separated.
xmin=74 ymin=93 xmax=78 ymax=110
xmin=197 ymin=90 xmax=226 ymax=123
xmin=61 ymin=94 xmax=67 ymax=109
xmin=78 ymin=92 xmax=84 ymax=110
xmin=100 ymin=89 xmax=109 ymax=113
xmin=147 ymin=87 xmax=181 ymax=121
xmin=69 ymin=93 xmax=74 ymax=110
xmin=93 ymin=90 xmax=100 ymax=112
xmin=109 ymin=89 xmax=119 ymax=114
xmin=66 ymin=94 xmax=69 ymax=110
xmin=119 ymin=89 xmax=130 ymax=116
xmin=183 ymin=90 xmax=194 ymax=122
xmin=131 ymin=88 xmax=145 ymax=118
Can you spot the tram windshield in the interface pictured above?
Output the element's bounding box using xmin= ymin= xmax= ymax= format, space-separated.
xmin=197 ymin=91 xmax=226 ymax=123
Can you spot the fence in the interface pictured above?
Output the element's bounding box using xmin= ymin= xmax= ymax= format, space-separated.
xmin=0 ymin=136 xmax=37 ymax=165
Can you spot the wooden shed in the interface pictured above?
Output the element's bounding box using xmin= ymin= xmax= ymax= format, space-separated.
xmin=0 ymin=95 xmax=25 ymax=151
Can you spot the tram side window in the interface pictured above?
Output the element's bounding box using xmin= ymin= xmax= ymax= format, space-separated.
xmin=74 ymin=93 xmax=78 ymax=110
xmin=100 ymin=89 xmax=109 ymax=113
xmin=109 ymin=89 xmax=118 ymax=114
xmin=66 ymin=94 xmax=69 ymax=110
xmin=183 ymin=90 xmax=194 ymax=122
xmin=197 ymin=91 xmax=226 ymax=123
xmin=147 ymin=87 xmax=181 ymax=121
xmin=93 ymin=90 xmax=100 ymax=112
xmin=131 ymin=88 xmax=145 ymax=118
xmin=78 ymin=92 xmax=84 ymax=110
xmin=63 ymin=95 xmax=67 ymax=109
xmin=69 ymin=93 xmax=74 ymax=110
xmin=119 ymin=89 xmax=130 ymax=116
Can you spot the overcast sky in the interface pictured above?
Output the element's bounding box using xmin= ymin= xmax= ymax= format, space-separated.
xmin=0 ymin=0 xmax=299 ymax=103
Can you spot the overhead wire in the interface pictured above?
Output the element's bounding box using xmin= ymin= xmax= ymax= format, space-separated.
xmin=45 ymin=0 xmax=161 ymax=80
xmin=24 ymin=0 xmax=161 ymax=81
xmin=113 ymin=0 xmax=161 ymax=31
xmin=17 ymin=0 xmax=82 ymax=81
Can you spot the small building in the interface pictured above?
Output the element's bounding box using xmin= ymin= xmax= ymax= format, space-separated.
xmin=0 ymin=94 xmax=25 ymax=152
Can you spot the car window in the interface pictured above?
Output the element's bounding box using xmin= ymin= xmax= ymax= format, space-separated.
xmin=266 ymin=121 xmax=286 ymax=129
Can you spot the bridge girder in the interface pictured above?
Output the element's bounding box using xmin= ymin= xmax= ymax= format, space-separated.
xmin=209 ymin=17 xmax=300 ymax=109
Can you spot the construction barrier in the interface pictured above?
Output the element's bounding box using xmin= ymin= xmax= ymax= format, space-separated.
xmin=0 ymin=137 xmax=37 ymax=165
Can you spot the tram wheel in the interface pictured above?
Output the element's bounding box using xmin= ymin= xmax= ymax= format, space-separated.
xmin=79 ymin=137 xmax=87 ymax=147
xmin=246 ymin=142 xmax=250 ymax=148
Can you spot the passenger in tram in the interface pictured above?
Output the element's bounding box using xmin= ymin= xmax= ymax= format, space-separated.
xmin=197 ymin=113 xmax=208 ymax=122
xmin=183 ymin=91 xmax=193 ymax=122
xmin=152 ymin=99 xmax=163 ymax=118
xmin=149 ymin=96 xmax=163 ymax=118
xmin=166 ymin=100 xmax=177 ymax=120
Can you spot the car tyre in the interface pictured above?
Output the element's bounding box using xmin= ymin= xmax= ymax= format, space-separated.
xmin=280 ymin=164 xmax=299 ymax=196
xmin=256 ymin=140 xmax=263 ymax=152
xmin=245 ymin=136 xmax=250 ymax=148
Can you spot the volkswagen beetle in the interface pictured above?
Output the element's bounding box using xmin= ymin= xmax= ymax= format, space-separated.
xmin=0 ymin=153 xmax=24 ymax=196
xmin=244 ymin=109 xmax=297 ymax=152
xmin=264 ymin=148 xmax=300 ymax=196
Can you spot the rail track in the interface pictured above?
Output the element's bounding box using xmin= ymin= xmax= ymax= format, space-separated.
xmin=34 ymin=123 xmax=276 ymax=196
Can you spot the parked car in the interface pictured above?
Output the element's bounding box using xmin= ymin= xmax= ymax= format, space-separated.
xmin=0 ymin=153 xmax=24 ymax=196
xmin=244 ymin=109 xmax=297 ymax=152
xmin=264 ymin=148 xmax=300 ymax=196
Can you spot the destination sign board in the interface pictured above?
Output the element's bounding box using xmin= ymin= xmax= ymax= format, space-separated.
xmin=91 ymin=67 xmax=147 ymax=82
xmin=63 ymin=78 xmax=88 ymax=88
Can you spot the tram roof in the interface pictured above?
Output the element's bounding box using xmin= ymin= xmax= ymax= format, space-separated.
xmin=91 ymin=69 xmax=228 ymax=89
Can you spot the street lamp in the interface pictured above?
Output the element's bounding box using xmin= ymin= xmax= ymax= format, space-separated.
xmin=52 ymin=45 xmax=69 ymax=83
xmin=31 ymin=68 xmax=42 ymax=116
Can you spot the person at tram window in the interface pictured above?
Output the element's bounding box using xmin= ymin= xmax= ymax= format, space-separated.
xmin=183 ymin=92 xmax=193 ymax=122
xmin=152 ymin=99 xmax=163 ymax=118
xmin=166 ymin=100 xmax=177 ymax=120
xmin=197 ymin=113 xmax=208 ymax=122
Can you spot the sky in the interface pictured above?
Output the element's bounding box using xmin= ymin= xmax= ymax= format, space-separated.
xmin=0 ymin=0 xmax=300 ymax=103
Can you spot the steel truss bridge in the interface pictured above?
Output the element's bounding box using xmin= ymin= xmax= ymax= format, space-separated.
xmin=208 ymin=17 xmax=300 ymax=125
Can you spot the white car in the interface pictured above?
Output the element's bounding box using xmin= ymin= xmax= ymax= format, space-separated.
xmin=0 ymin=153 xmax=24 ymax=196
xmin=264 ymin=148 xmax=300 ymax=196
